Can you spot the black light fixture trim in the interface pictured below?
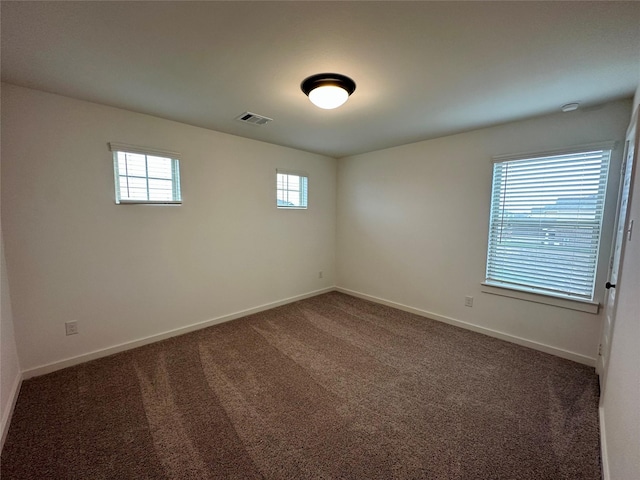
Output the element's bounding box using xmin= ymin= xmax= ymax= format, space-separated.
xmin=301 ymin=73 xmax=356 ymax=97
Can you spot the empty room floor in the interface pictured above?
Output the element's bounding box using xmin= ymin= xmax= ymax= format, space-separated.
xmin=1 ymin=292 xmax=601 ymax=479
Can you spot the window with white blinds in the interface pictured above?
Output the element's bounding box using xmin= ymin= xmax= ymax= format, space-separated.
xmin=276 ymin=170 xmax=308 ymax=209
xmin=110 ymin=143 xmax=182 ymax=204
xmin=485 ymin=144 xmax=612 ymax=300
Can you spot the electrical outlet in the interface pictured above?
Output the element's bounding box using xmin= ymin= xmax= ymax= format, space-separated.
xmin=65 ymin=320 xmax=78 ymax=336
xmin=464 ymin=296 xmax=473 ymax=307
xmin=318 ymin=271 xmax=323 ymax=279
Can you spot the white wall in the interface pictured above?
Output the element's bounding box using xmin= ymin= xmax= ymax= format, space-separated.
xmin=1 ymin=84 xmax=336 ymax=374
xmin=337 ymin=99 xmax=631 ymax=364
xmin=600 ymin=83 xmax=640 ymax=480
xmin=2 ymin=80 xmax=637 ymax=470
xmin=1 ymin=85 xmax=22 ymax=444
xmin=1 ymin=214 xmax=22 ymax=448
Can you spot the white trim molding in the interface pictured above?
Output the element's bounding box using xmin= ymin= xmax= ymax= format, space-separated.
xmin=20 ymin=284 xmax=597 ymax=378
xmin=1 ymin=372 xmax=22 ymax=452
xmin=335 ymin=287 xmax=596 ymax=367
xmin=22 ymin=287 xmax=335 ymax=379
xmin=481 ymin=283 xmax=600 ymax=314
xmin=108 ymin=142 xmax=181 ymax=159
xmin=599 ymin=406 xmax=610 ymax=480
xmin=492 ymin=141 xmax=617 ymax=163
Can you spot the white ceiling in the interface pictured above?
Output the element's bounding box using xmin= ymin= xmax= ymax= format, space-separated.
xmin=2 ymin=1 xmax=639 ymax=158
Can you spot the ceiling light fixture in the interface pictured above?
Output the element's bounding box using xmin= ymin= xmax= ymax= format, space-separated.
xmin=301 ymin=73 xmax=356 ymax=110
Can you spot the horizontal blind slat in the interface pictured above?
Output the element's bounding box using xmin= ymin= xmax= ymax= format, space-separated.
xmin=486 ymin=148 xmax=610 ymax=300
xmin=113 ymin=148 xmax=181 ymax=204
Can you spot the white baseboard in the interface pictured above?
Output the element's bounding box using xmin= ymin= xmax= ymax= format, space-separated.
xmin=335 ymin=287 xmax=596 ymax=367
xmin=22 ymin=287 xmax=335 ymax=379
xmin=20 ymin=284 xmax=597 ymax=378
xmin=599 ymin=405 xmax=610 ymax=480
xmin=1 ymin=371 xmax=22 ymax=452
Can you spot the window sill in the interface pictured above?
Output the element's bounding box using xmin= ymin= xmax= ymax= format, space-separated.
xmin=116 ymin=200 xmax=182 ymax=205
xmin=481 ymin=283 xmax=599 ymax=314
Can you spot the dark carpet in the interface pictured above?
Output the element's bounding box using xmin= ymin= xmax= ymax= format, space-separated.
xmin=1 ymin=292 xmax=601 ymax=479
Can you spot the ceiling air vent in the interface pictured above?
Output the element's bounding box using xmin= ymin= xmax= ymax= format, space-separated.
xmin=235 ymin=112 xmax=273 ymax=126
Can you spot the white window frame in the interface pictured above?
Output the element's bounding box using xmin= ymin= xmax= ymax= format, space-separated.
xmin=109 ymin=142 xmax=182 ymax=205
xmin=276 ymin=169 xmax=308 ymax=209
xmin=482 ymin=142 xmax=615 ymax=313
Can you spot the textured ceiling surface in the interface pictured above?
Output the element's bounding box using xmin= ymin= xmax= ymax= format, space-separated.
xmin=2 ymin=1 xmax=639 ymax=158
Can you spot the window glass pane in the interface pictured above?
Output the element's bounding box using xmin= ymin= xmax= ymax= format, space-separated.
xmin=276 ymin=172 xmax=308 ymax=208
xmin=277 ymin=190 xmax=288 ymax=203
xmin=288 ymin=176 xmax=300 ymax=191
xmin=276 ymin=174 xmax=287 ymax=190
xmin=148 ymin=179 xmax=173 ymax=200
xmin=147 ymin=156 xmax=173 ymax=179
xmin=288 ymin=192 xmax=300 ymax=205
xmin=485 ymin=149 xmax=610 ymax=300
xmin=122 ymin=153 xmax=147 ymax=177
xmin=124 ymin=177 xmax=148 ymax=200
xmin=113 ymin=148 xmax=181 ymax=204
xmin=118 ymin=177 xmax=129 ymax=200
xmin=117 ymin=152 xmax=128 ymax=173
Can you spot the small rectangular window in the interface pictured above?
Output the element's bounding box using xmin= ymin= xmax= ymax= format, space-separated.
xmin=277 ymin=170 xmax=308 ymax=209
xmin=485 ymin=143 xmax=613 ymax=301
xmin=109 ymin=143 xmax=181 ymax=205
